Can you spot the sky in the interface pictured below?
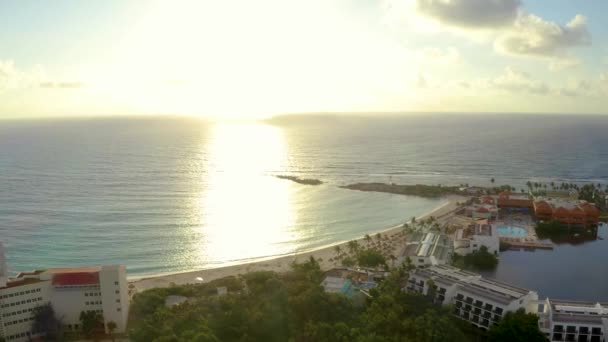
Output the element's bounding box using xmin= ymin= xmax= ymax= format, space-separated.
xmin=1 ymin=0 xmax=608 ymax=119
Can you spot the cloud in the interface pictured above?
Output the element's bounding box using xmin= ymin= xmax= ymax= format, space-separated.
xmin=416 ymin=0 xmax=521 ymax=28
xmin=481 ymin=67 xmax=550 ymax=95
xmin=415 ymin=47 xmax=461 ymax=65
xmin=39 ymin=81 xmax=85 ymax=89
xmin=495 ymin=14 xmax=590 ymax=59
xmin=558 ymin=80 xmax=592 ymax=97
xmin=0 ymin=60 xmax=44 ymax=91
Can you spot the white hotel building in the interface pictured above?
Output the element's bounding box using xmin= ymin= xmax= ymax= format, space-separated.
xmin=406 ymin=265 xmax=538 ymax=330
xmin=407 ymin=265 xmax=608 ymax=341
xmin=0 ymin=242 xmax=129 ymax=342
xmin=538 ymin=298 xmax=608 ymax=342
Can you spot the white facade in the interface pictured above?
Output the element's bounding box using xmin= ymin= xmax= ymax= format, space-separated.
xmin=406 ymin=265 xmax=538 ymax=330
xmin=454 ymin=224 xmax=500 ymax=256
xmin=0 ymin=264 xmax=129 ymax=342
xmin=538 ymin=298 xmax=608 ymax=342
xmin=0 ymin=242 xmax=7 ymax=288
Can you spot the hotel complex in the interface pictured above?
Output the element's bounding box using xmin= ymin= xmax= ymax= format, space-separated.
xmin=0 ymin=243 xmax=129 ymax=342
xmin=406 ymin=265 xmax=608 ymax=342
xmin=539 ymin=299 xmax=608 ymax=342
xmin=407 ymin=265 xmax=538 ymax=330
xmin=490 ymin=192 xmax=601 ymax=226
xmin=534 ymin=198 xmax=601 ymax=226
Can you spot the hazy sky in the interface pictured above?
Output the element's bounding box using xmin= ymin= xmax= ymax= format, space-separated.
xmin=1 ymin=0 xmax=608 ymax=119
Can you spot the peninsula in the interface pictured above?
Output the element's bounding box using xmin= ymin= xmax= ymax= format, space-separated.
xmin=276 ymin=175 xmax=323 ymax=185
xmin=340 ymin=182 xmax=464 ymax=197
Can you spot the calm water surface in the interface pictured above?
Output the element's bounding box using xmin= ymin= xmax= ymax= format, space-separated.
xmin=1 ymin=114 xmax=607 ymax=300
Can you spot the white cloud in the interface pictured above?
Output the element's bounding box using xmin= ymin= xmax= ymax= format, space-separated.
xmin=558 ymin=80 xmax=593 ymax=97
xmin=0 ymin=60 xmax=44 ymax=91
xmin=495 ymin=14 xmax=590 ymax=59
xmin=414 ymin=47 xmax=461 ymax=65
xmin=416 ymin=0 xmax=521 ymax=28
xmin=477 ymin=67 xmax=550 ymax=95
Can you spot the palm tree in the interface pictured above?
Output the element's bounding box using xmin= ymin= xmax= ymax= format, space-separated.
xmin=364 ymin=234 xmax=372 ymax=244
xmin=491 ymin=178 xmax=495 ymax=184
xmin=107 ymin=321 xmax=117 ymax=342
xmin=375 ymin=233 xmax=382 ymax=242
xmin=389 ymin=254 xmax=396 ymax=268
xmin=347 ymin=240 xmax=360 ymax=255
xmin=334 ymin=245 xmax=342 ymax=259
xmin=411 ymin=216 xmax=416 ymax=223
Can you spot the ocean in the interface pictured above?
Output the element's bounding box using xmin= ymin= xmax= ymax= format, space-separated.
xmin=1 ymin=113 xmax=607 ymax=299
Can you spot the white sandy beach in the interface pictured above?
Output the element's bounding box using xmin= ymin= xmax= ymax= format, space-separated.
xmin=129 ymin=195 xmax=466 ymax=293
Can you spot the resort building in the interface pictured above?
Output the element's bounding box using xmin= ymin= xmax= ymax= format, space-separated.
xmin=453 ymin=220 xmax=500 ymax=256
xmin=496 ymin=192 xmax=533 ymax=210
xmin=534 ymin=198 xmax=601 ymax=226
xmin=0 ymin=245 xmax=129 ymax=342
xmin=398 ymin=232 xmax=452 ymax=267
xmin=406 ymin=265 xmax=539 ymax=330
xmin=538 ymin=298 xmax=608 ymax=342
xmin=464 ymin=204 xmax=499 ymax=220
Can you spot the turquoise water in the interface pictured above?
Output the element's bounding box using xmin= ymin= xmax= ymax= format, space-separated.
xmin=495 ymin=225 xmax=528 ymax=238
xmin=2 ymin=114 xmax=608 ymax=282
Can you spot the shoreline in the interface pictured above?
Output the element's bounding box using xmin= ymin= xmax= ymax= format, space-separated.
xmin=129 ymin=194 xmax=465 ymax=293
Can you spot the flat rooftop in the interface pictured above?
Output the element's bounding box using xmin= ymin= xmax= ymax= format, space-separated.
xmin=1 ymin=277 xmax=47 ymax=289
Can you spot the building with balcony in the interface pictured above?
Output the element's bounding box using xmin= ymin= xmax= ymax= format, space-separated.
xmin=0 ymin=244 xmax=129 ymax=342
xmin=533 ymin=199 xmax=601 ymax=227
xmin=538 ymin=298 xmax=608 ymax=342
xmin=406 ymin=265 xmax=538 ymax=330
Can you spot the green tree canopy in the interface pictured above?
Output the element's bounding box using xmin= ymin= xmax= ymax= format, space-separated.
xmin=488 ymin=309 xmax=547 ymax=342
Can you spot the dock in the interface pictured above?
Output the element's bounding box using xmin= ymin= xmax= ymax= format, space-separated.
xmin=500 ymin=238 xmax=554 ymax=250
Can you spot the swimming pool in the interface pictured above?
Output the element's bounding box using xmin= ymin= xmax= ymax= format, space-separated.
xmin=495 ymin=225 xmax=528 ymax=238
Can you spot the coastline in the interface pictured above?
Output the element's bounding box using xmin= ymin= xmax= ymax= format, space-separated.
xmin=129 ymin=194 xmax=466 ymax=293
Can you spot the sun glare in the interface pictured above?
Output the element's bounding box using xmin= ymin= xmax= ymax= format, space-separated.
xmin=194 ymin=123 xmax=297 ymax=264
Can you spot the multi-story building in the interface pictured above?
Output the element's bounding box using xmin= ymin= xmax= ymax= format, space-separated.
xmin=534 ymin=199 xmax=601 ymax=227
xmin=538 ymin=298 xmax=608 ymax=342
xmin=0 ymin=244 xmax=129 ymax=342
xmin=453 ymin=220 xmax=500 ymax=256
xmin=406 ymin=265 xmax=538 ymax=330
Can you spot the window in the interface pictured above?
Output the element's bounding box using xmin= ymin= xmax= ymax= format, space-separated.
xmin=115 ymin=290 xmax=120 ymax=294
xmin=114 ymin=281 xmax=119 ymax=285
xmin=117 ymin=308 xmax=121 ymax=312
xmin=116 ymin=299 xmax=120 ymax=303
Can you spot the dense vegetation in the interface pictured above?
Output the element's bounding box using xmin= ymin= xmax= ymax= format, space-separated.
xmin=487 ymin=309 xmax=547 ymax=342
xmin=340 ymin=183 xmax=464 ymax=198
xmin=129 ymin=258 xmax=545 ymax=341
xmin=452 ymin=246 xmax=499 ymax=270
xmin=275 ymin=175 xmax=323 ymax=185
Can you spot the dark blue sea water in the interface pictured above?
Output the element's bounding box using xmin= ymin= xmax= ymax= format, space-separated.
xmin=1 ymin=114 xmax=607 ymax=299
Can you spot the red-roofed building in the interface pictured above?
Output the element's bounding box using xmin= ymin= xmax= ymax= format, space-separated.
xmin=533 ymin=199 xmax=601 ymax=226
xmin=0 ymin=256 xmax=129 ymax=342
xmin=497 ymin=192 xmax=533 ymax=209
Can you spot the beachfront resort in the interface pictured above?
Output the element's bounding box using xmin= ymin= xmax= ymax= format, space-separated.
xmin=0 ymin=188 xmax=604 ymax=341
xmin=320 ymin=188 xmax=605 ymax=341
